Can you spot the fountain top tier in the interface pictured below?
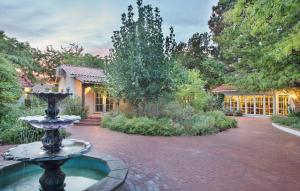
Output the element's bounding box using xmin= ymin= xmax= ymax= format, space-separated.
xmin=33 ymin=92 xmax=71 ymax=119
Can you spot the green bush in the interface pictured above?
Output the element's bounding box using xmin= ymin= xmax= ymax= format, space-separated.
xmin=102 ymin=114 xmax=177 ymax=136
xmin=102 ymin=111 xmax=237 ymax=136
xmin=272 ymin=115 xmax=300 ymax=129
xmin=163 ymin=101 xmax=194 ymax=123
xmin=61 ymin=97 xmax=89 ymax=119
xmin=0 ymin=105 xmax=69 ymax=144
xmin=182 ymin=111 xmax=237 ymax=135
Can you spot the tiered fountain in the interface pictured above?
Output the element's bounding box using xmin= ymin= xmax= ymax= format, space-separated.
xmin=1 ymin=92 xmax=127 ymax=191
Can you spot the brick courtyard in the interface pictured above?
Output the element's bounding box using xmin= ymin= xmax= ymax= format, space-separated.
xmin=1 ymin=117 xmax=300 ymax=191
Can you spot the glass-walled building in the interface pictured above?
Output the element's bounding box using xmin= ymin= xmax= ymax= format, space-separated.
xmin=213 ymin=85 xmax=300 ymax=116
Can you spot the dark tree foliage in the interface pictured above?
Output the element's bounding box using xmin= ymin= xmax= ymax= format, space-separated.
xmin=0 ymin=31 xmax=41 ymax=80
xmin=208 ymin=0 xmax=236 ymax=38
xmin=174 ymin=32 xmax=226 ymax=90
xmin=217 ymin=0 xmax=300 ymax=92
xmin=0 ymin=55 xmax=21 ymax=118
xmin=33 ymin=44 xmax=105 ymax=82
xmin=107 ymin=0 xmax=176 ymax=108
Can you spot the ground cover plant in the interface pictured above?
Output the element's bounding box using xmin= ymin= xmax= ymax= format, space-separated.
xmin=61 ymin=97 xmax=89 ymax=119
xmin=102 ymin=110 xmax=236 ymax=136
xmin=272 ymin=115 xmax=300 ymax=129
xmin=0 ymin=100 xmax=69 ymax=144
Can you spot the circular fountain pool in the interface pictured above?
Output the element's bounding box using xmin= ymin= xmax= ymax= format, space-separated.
xmin=0 ymin=154 xmax=128 ymax=191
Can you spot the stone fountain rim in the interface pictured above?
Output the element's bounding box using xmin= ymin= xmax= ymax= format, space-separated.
xmin=0 ymin=153 xmax=128 ymax=191
xmin=19 ymin=115 xmax=81 ymax=123
xmin=2 ymin=139 xmax=92 ymax=162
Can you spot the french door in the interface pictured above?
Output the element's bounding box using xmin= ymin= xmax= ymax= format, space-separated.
xmin=95 ymin=92 xmax=113 ymax=112
xmin=278 ymin=95 xmax=288 ymax=115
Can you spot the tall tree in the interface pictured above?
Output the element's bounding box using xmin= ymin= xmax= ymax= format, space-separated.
xmin=107 ymin=0 xmax=176 ymax=109
xmin=0 ymin=55 xmax=21 ymax=117
xmin=0 ymin=31 xmax=41 ymax=80
xmin=33 ymin=44 xmax=105 ymax=82
xmin=217 ymin=0 xmax=300 ymax=92
xmin=174 ymin=33 xmax=226 ymax=89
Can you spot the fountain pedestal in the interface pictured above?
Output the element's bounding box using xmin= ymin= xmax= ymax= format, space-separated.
xmin=38 ymin=160 xmax=66 ymax=191
xmin=42 ymin=129 xmax=63 ymax=153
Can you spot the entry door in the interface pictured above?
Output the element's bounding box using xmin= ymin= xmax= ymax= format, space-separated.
xmin=95 ymin=92 xmax=113 ymax=112
xmin=278 ymin=95 xmax=288 ymax=115
xmin=95 ymin=92 xmax=104 ymax=112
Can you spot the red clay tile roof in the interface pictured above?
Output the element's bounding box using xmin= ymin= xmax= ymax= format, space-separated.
xmin=212 ymin=84 xmax=237 ymax=93
xmin=60 ymin=65 xmax=107 ymax=84
xmin=19 ymin=74 xmax=33 ymax=88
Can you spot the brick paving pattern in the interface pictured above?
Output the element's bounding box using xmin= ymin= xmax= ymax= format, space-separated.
xmin=1 ymin=117 xmax=300 ymax=191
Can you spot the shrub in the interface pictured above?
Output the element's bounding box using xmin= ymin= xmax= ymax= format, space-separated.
xmin=61 ymin=97 xmax=89 ymax=119
xmin=102 ymin=114 xmax=177 ymax=136
xmin=163 ymin=101 xmax=194 ymax=123
xmin=102 ymin=111 xmax=237 ymax=136
xmin=0 ymin=105 xmax=69 ymax=144
xmin=182 ymin=111 xmax=237 ymax=135
xmin=272 ymin=115 xmax=300 ymax=129
xmin=288 ymin=111 xmax=300 ymax=118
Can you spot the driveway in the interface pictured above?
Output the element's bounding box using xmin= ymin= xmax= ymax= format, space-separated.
xmin=1 ymin=117 xmax=300 ymax=191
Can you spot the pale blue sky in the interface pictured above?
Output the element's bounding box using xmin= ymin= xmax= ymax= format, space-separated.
xmin=0 ymin=0 xmax=218 ymax=56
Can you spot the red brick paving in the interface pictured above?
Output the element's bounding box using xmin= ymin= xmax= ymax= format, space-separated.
xmin=1 ymin=117 xmax=300 ymax=191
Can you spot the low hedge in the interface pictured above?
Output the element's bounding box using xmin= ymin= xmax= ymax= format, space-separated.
xmin=102 ymin=114 xmax=177 ymax=136
xmin=102 ymin=111 xmax=237 ymax=136
xmin=271 ymin=115 xmax=300 ymax=129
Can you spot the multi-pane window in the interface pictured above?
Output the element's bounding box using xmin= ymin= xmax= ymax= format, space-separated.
xmin=246 ymin=96 xmax=255 ymax=114
xmin=278 ymin=95 xmax=288 ymax=116
xmin=224 ymin=96 xmax=231 ymax=110
xmin=105 ymin=93 xmax=114 ymax=112
xmin=239 ymin=96 xmax=246 ymax=114
xmin=231 ymin=96 xmax=238 ymax=111
xmin=95 ymin=92 xmax=104 ymax=112
xmin=255 ymin=96 xmax=264 ymax=115
xmin=265 ymin=96 xmax=274 ymax=115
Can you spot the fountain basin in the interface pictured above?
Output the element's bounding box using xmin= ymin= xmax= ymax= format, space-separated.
xmin=0 ymin=154 xmax=128 ymax=191
xmin=19 ymin=115 xmax=81 ymax=129
xmin=3 ymin=139 xmax=92 ymax=161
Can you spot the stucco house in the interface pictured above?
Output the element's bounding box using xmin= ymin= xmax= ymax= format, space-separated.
xmin=18 ymin=73 xmax=33 ymax=104
xmin=212 ymin=84 xmax=300 ymax=116
xmin=55 ymin=65 xmax=117 ymax=114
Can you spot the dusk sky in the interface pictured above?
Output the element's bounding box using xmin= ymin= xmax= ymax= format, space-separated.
xmin=0 ymin=0 xmax=218 ymax=56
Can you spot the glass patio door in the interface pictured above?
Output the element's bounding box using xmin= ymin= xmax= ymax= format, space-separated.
xmin=95 ymin=92 xmax=104 ymax=112
xmin=278 ymin=95 xmax=288 ymax=115
xmin=95 ymin=92 xmax=113 ymax=112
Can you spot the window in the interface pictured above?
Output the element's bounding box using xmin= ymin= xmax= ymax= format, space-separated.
xmin=265 ymin=96 xmax=274 ymax=115
xmin=239 ymin=96 xmax=246 ymax=114
xmin=255 ymin=96 xmax=264 ymax=115
xmin=246 ymin=96 xmax=254 ymax=114
xmin=95 ymin=92 xmax=104 ymax=112
xmin=105 ymin=93 xmax=114 ymax=112
xmin=278 ymin=95 xmax=288 ymax=115
xmin=224 ymin=96 xmax=231 ymax=110
xmin=231 ymin=96 xmax=238 ymax=111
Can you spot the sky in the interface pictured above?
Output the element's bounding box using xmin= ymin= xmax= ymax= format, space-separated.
xmin=0 ymin=0 xmax=218 ymax=56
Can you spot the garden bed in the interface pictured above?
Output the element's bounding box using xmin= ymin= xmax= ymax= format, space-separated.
xmin=102 ymin=111 xmax=237 ymax=136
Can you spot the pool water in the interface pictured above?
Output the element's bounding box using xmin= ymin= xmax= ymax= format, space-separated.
xmin=0 ymin=157 xmax=109 ymax=191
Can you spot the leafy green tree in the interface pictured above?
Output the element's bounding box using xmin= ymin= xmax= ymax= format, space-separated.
xmin=174 ymin=33 xmax=226 ymax=89
xmin=33 ymin=44 xmax=105 ymax=82
xmin=175 ymin=70 xmax=208 ymax=111
xmin=217 ymin=0 xmax=300 ymax=92
xmin=0 ymin=31 xmax=40 ymax=80
xmin=0 ymin=55 xmax=21 ymax=117
xmin=107 ymin=0 xmax=176 ymax=110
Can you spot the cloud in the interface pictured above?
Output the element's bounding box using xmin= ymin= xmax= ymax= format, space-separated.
xmin=0 ymin=0 xmax=218 ymax=56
